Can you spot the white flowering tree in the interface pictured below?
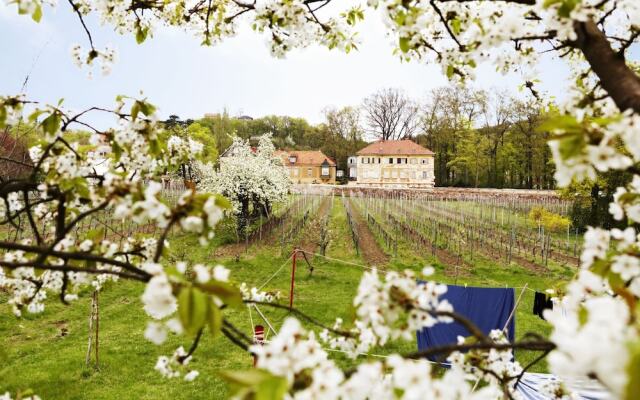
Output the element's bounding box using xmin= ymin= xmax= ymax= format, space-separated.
xmin=2 ymin=0 xmax=640 ymax=399
xmin=202 ymin=134 xmax=290 ymax=237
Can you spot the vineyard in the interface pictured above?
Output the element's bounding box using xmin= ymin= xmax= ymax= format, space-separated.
xmin=0 ymin=188 xmax=582 ymax=399
xmin=237 ymin=188 xmax=580 ymax=277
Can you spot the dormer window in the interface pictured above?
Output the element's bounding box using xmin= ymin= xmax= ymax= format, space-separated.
xmin=289 ymin=155 xmax=297 ymax=164
xmin=321 ymin=160 xmax=331 ymax=177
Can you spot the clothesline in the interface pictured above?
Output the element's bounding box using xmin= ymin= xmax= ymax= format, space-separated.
xmin=503 ymin=283 xmax=527 ymax=334
xmin=257 ymin=252 xmax=295 ymax=290
xmin=258 ymin=249 xmax=541 ymax=293
xmin=324 ymin=348 xmax=452 ymax=367
xmin=299 ymin=249 xmax=378 ymax=272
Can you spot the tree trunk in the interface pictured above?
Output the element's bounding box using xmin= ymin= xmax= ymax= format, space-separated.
xmin=574 ymin=20 xmax=640 ymax=114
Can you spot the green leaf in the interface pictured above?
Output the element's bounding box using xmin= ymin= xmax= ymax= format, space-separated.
xmin=625 ymin=339 xmax=640 ymax=400
xmin=207 ymin=302 xmax=222 ymax=337
xmin=399 ymin=37 xmax=410 ymax=53
xmin=558 ymin=0 xmax=581 ymax=18
xmin=538 ymin=115 xmax=581 ymax=133
xmin=131 ymin=102 xmax=141 ymax=120
xmin=28 ymin=109 xmax=45 ymax=123
xmin=220 ymin=370 xmax=273 ymax=386
xmin=577 ymin=305 xmax=588 ymax=326
xmin=557 ymin=134 xmax=585 ymax=161
xmin=256 ymin=375 xmax=288 ymax=400
xmin=451 ymin=18 xmax=461 ymax=35
xmin=215 ymin=194 xmax=232 ymax=210
xmin=112 ymin=141 xmax=123 ymax=161
xmin=32 ymin=4 xmax=42 ymax=22
xmin=446 ymin=65 xmax=455 ymax=79
xmin=136 ymin=26 xmax=149 ymax=44
xmin=198 ymin=281 xmax=243 ymax=308
xmin=607 ymin=270 xmax=626 ymax=292
xmin=219 ymin=370 xmax=288 ymax=400
xmin=86 ymin=228 xmax=105 ymax=241
xmin=618 ymin=192 xmax=640 ymax=204
xmin=178 ymin=286 xmax=208 ymax=335
xmin=41 ymin=112 xmax=61 ymax=136
xmin=543 ymin=0 xmax=563 ymax=7
xmin=135 ymin=100 xmax=156 ymax=118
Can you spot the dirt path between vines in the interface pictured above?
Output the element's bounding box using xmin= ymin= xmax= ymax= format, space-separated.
xmin=349 ymin=200 xmax=389 ymax=268
xmin=297 ymin=197 xmax=331 ymax=255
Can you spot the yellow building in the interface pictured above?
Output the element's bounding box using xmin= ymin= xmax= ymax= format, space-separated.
xmin=355 ymin=140 xmax=435 ymax=188
xmin=275 ymin=150 xmax=337 ymax=184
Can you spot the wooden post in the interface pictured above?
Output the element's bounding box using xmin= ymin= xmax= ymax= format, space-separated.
xmin=86 ymin=290 xmax=99 ymax=369
xmin=95 ymin=290 xmax=99 ymax=367
xmin=289 ymin=249 xmax=298 ymax=310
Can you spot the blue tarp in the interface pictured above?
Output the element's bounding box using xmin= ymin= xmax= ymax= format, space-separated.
xmin=416 ymin=284 xmax=515 ymax=359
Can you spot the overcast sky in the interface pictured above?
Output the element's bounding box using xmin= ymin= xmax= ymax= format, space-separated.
xmin=0 ymin=3 xmax=574 ymax=126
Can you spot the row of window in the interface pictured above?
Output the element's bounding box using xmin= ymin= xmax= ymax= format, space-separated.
xmin=360 ymin=157 xmax=430 ymax=165
xmin=290 ymin=167 xmax=331 ymax=177
xmin=361 ymin=170 xmax=432 ymax=180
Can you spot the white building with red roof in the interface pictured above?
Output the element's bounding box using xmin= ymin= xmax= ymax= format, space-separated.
xmin=354 ymin=139 xmax=435 ymax=188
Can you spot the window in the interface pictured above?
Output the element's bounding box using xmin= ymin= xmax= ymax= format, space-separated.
xmin=361 ymin=157 xmax=366 ymax=164
xmin=377 ymin=158 xmax=381 ymax=164
xmin=292 ymin=168 xmax=299 ymax=177
xmin=391 ymin=170 xmax=398 ymax=178
xmin=389 ymin=158 xmax=394 ymax=164
xmin=383 ymin=170 xmax=390 ymax=178
xmin=410 ymin=158 xmax=417 ymax=164
xmin=321 ymin=167 xmax=330 ymax=176
xmin=307 ymin=168 xmax=312 ymax=177
xmin=422 ymin=171 xmax=428 ymax=180
xmin=421 ymin=158 xmax=427 ymax=164
xmin=289 ymin=155 xmax=297 ymax=164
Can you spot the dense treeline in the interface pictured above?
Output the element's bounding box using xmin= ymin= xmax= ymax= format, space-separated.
xmin=166 ymin=85 xmax=554 ymax=189
xmin=172 ymin=108 xmax=367 ymax=176
xmin=416 ymin=87 xmax=555 ymax=189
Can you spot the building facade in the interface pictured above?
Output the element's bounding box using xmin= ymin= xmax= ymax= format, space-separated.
xmin=347 ymin=156 xmax=358 ymax=181
xmin=274 ymin=150 xmax=337 ymax=184
xmin=355 ymin=140 xmax=435 ymax=188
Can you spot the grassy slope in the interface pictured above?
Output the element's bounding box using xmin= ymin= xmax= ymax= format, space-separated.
xmin=0 ymin=197 xmax=575 ymax=398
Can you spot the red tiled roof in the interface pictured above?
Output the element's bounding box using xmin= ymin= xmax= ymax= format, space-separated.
xmin=274 ymin=150 xmax=337 ymax=166
xmin=356 ymin=140 xmax=434 ymax=156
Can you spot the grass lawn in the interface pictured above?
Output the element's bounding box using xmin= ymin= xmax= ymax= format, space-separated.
xmin=0 ymin=196 xmax=577 ymax=399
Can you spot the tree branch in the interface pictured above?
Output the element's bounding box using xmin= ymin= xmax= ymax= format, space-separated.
xmin=573 ymin=19 xmax=640 ymax=114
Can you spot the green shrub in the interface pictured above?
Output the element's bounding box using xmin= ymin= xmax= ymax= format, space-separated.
xmin=528 ymin=206 xmax=571 ymax=233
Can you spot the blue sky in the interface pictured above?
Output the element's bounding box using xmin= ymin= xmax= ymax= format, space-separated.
xmin=0 ymin=3 xmax=575 ymax=125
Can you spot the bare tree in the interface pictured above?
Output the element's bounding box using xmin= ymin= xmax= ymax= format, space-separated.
xmin=323 ymin=106 xmax=363 ymax=143
xmin=362 ymin=88 xmax=420 ymax=141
